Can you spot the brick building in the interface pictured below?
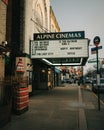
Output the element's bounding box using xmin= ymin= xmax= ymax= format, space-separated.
xmin=0 ymin=0 xmax=8 ymax=78
xmin=0 ymin=0 xmax=60 ymax=127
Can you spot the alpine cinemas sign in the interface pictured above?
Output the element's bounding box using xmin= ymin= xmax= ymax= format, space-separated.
xmin=30 ymin=31 xmax=89 ymax=59
xmin=34 ymin=31 xmax=85 ymax=40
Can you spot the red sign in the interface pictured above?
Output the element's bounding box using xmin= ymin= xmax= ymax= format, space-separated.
xmin=2 ymin=0 xmax=8 ymax=5
xmin=16 ymin=58 xmax=25 ymax=73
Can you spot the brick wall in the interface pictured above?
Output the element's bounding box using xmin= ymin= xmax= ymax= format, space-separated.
xmin=0 ymin=1 xmax=6 ymax=78
xmin=0 ymin=1 xmax=6 ymax=43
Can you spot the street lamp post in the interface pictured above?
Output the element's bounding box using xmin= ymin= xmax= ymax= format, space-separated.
xmin=93 ymin=36 xmax=100 ymax=111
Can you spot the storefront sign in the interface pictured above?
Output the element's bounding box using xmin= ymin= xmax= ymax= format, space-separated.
xmin=34 ymin=31 xmax=85 ymax=40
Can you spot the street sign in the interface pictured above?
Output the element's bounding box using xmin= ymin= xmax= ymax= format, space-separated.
xmin=88 ymin=60 xmax=96 ymax=63
xmin=91 ymin=46 xmax=102 ymax=51
xmin=93 ymin=36 xmax=100 ymax=46
xmin=91 ymin=46 xmax=102 ymax=54
xmin=88 ymin=60 xmax=99 ymax=63
xmin=93 ymin=36 xmax=101 ymax=111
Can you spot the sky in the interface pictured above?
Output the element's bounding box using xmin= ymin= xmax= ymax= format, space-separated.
xmin=50 ymin=0 xmax=104 ymax=73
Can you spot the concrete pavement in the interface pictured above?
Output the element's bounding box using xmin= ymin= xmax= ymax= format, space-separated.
xmin=1 ymin=84 xmax=104 ymax=130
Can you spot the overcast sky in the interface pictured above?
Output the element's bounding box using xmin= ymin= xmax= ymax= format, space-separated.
xmin=51 ymin=0 xmax=104 ymax=72
xmin=51 ymin=0 xmax=104 ymax=43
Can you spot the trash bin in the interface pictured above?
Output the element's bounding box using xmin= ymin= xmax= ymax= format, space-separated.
xmin=12 ymin=78 xmax=29 ymax=115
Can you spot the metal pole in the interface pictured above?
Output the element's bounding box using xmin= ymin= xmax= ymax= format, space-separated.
xmin=96 ymin=46 xmax=100 ymax=111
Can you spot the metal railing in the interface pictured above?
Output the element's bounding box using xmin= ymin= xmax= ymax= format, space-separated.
xmin=0 ymin=76 xmax=28 ymax=106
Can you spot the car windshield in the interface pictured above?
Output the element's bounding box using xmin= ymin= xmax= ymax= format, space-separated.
xmin=93 ymin=79 xmax=104 ymax=84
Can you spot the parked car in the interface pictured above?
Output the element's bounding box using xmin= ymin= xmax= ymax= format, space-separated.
xmin=61 ymin=78 xmax=72 ymax=84
xmin=92 ymin=78 xmax=104 ymax=93
xmin=83 ymin=77 xmax=93 ymax=84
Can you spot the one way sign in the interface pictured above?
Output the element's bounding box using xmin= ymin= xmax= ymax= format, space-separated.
xmin=91 ymin=46 xmax=102 ymax=54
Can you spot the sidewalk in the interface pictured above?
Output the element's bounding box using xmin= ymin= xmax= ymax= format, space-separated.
xmin=81 ymin=86 xmax=104 ymax=130
xmin=1 ymin=84 xmax=104 ymax=130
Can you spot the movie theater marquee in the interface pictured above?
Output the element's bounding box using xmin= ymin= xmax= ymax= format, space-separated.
xmin=30 ymin=39 xmax=88 ymax=58
xmin=30 ymin=31 xmax=89 ymax=59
